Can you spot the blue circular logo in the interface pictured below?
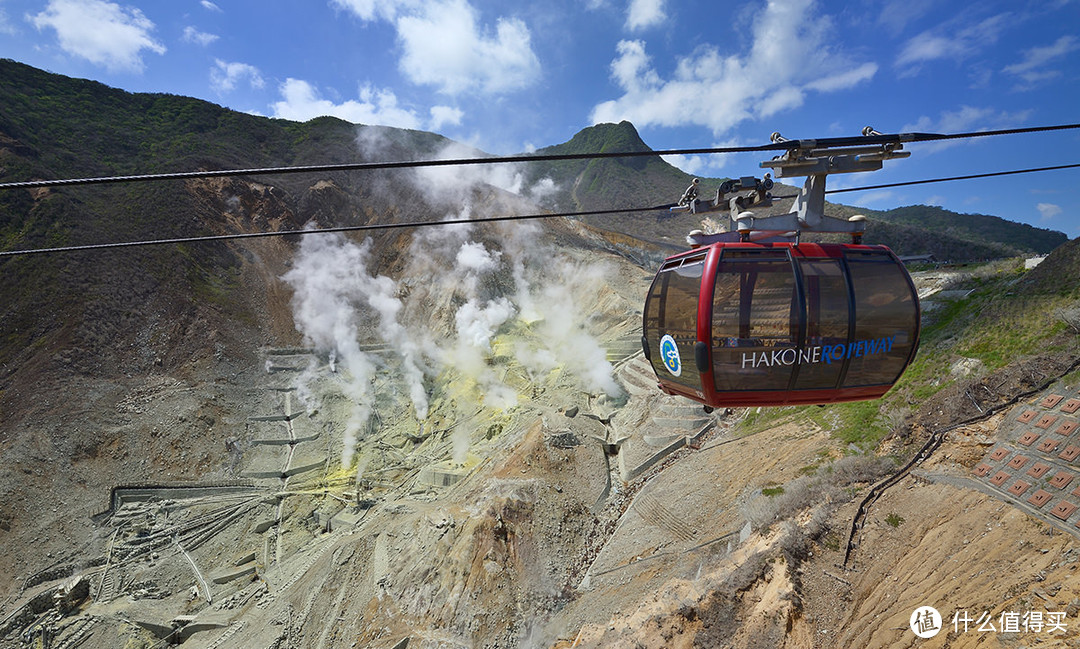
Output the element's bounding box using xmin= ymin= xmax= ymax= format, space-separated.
xmin=660 ymin=334 xmax=681 ymax=377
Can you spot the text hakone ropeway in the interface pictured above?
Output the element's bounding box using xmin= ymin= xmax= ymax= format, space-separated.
xmin=739 ymin=335 xmax=896 ymax=369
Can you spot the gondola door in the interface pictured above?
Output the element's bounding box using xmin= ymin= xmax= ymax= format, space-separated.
xmin=710 ymin=247 xmax=801 ymax=397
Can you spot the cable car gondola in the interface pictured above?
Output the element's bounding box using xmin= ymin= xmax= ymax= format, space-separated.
xmin=642 ymin=128 xmax=921 ymax=409
xmin=643 ymin=240 xmax=920 ymax=408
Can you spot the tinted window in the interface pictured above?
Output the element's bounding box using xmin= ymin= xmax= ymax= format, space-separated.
xmin=711 ymin=250 xmax=798 ymax=391
xmin=643 ymin=254 xmax=705 ymax=391
xmin=792 ymin=258 xmax=850 ymax=390
xmin=842 ymin=251 xmax=918 ymax=387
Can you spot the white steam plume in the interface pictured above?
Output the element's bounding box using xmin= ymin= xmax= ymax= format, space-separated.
xmin=414 ymin=140 xmax=525 ymax=202
xmin=283 ymin=232 xmax=377 ymax=469
xmin=407 ymin=225 xmax=524 ymax=462
xmin=535 ymin=264 xmax=622 ymax=397
xmin=447 ymin=237 xmax=520 ymax=412
xmin=338 ymin=129 xmax=621 ymax=466
xmin=361 ymin=271 xmax=430 ymax=421
xmin=284 ymin=230 xmax=432 ymax=470
xmin=450 ymin=296 xmax=518 ymax=408
xmin=502 ymin=223 xmax=623 ymax=398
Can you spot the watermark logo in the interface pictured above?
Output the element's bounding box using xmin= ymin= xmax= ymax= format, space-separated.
xmin=909 ymin=606 xmax=1069 ymax=637
xmin=660 ymin=335 xmax=681 ymax=377
xmin=910 ymin=606 xmax=942 ymax=638
xmin=952 ymin=609 xmax=1068 ymax=634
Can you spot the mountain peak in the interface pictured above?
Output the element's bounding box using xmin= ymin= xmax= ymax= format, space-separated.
xmin=545 ymin=121 xmax=652 ymax=155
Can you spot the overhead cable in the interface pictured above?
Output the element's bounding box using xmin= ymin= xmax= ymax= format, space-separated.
xmin=2 ymin=132 xmax=1079 ymax=258
xmin=0 ymin=204 xmax=676 ymax=257
xmin=3 ymin=158 xmax=1079 ymax=258
xmin=825 ymin=162 xmax=1080 ymax=194
xmin=2 ymin=123 xmax=1079 ymax=190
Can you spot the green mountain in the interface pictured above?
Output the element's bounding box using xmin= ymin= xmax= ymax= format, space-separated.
xmin=524 ymin=119 xmax=686 ymax=209
xmin=522 ymin=121 xmax=1067 ymax=259
xmin=518 ymin=120 xmax=705 ymax=249
xmin=880 ymin=204 xmax=1065 ymax=252
xmin=0 ymin=59 xmax=461 ymax=379
xmin=826 ymin=202 xmax=1067 ymax=260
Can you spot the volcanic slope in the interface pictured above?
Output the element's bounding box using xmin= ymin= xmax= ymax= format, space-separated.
xmin=4 ymin=60 xmax=1080 ymax=648
xmin=13 ymin=238 xmax=1080 ymax=649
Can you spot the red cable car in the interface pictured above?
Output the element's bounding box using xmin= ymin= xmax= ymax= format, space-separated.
xmin=642 ymin=240 xmax=920 ymax=408
xmin=642 ymin=127 xmax=924 ymax=409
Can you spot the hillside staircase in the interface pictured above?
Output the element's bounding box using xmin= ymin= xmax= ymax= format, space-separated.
xmin=617 ymin=352 xmax=712 ymax=444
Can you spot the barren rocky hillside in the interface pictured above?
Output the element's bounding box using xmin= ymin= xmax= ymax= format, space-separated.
xmin=5 ymin=221 xmax=1080 ymax=649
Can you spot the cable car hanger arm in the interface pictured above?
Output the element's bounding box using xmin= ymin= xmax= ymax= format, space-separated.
xmin=678 ymin=126 xmax=922 ymax=246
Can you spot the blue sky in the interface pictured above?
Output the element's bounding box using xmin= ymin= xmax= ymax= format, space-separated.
xmin=1 ymin=0 xmax=1079 ymax=237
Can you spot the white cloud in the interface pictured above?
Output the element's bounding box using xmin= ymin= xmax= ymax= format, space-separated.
xmin=901 ymin=105 xmax=1033 ymax=151
xmin=0 ymin=9 xmax=15 ymax=35
xmin=661 ymin=136 xmax=746 ymax=174
xmin=396 ymin=0 xmax=541 ymax=95
xmin=200 ymin=1 xmax=222 ymax=12
xmin=333 ymin=0 xmax=540 ymax=96
xmin=330 ymin=0 xmax=417 ymax=22
xmin=28 ymin=0 xmax=166 ymax=73
xmin=1006 ymin=35 xmax=1079 ymax=74
xmin=1003 ymin=35 xmax=1080 ymax=86
xmin=1037 ymin=203 xmax=1063 ymax=221
xmin=590 ymin=0 xmax=876 ymax=136
xmin=901 ymin=105 xmax=1030 ymax=134
xmin=874 ymin=0 xmax=935 ymax=33
xmin=895 ymin=13 xmax=1010 ymax=74
xmin=626 ymin=0 xmax=666 ymax=31
xmin=896 ymin=34 xmax=954 ymax=67
xmin=182 ymin=25 xmax=218 ymax=46
xmin=608 ymin=39 xmax=656 ymax=92
xmin=661 ymin=153 xmax=711 ymax=175
xmin=805 ymin=62 xmax=878 ymax=92
xmin=846 ymin=190 xmax=896 ymax=207
xmin=273 ymin=82 xmax=464 ymax=133
xmin=272 ymin=78 xmax=423 ymax=129
xmin=210 ymin=59 xmax=264 ymax=93
xmin=429 ymin=105 xmax=464 ymax=130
